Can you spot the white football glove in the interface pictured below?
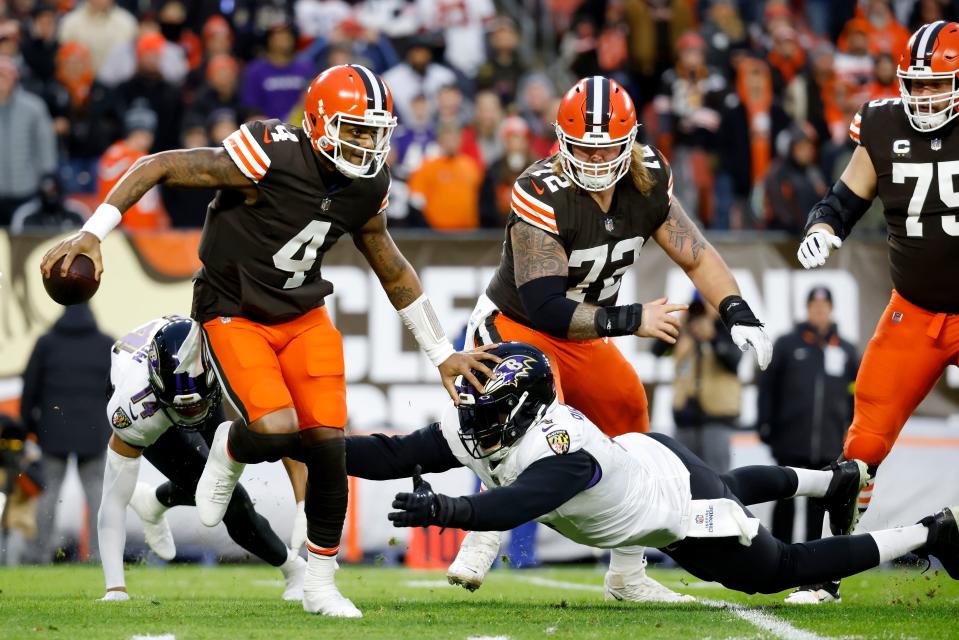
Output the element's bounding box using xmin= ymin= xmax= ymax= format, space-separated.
xmin=99 ymin=590 xmax=130 ymax=602
xmin=797 ymin=230 xmax=842 ymax=269
xmin=290 ymin=500 xmax=307 ymax=553
xmin=731 ymin=324 xmax=772 ymax=371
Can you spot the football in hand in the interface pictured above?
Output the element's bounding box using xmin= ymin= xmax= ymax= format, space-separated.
xmin=43 ymin=254 xmax=99 ymax=305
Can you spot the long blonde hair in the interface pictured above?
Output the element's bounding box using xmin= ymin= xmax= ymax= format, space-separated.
xmin=551 ymin=143 xmax=656 ymax=196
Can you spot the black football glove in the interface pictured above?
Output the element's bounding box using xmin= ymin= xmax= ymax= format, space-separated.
xmin=388 ymin=465 xmax=440 ymax=527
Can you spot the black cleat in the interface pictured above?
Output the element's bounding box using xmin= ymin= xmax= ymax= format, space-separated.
xmin=916 ymin=506 xmax=959 ymax=579
xmin=816 ymin=459 xmax=869 ymax=536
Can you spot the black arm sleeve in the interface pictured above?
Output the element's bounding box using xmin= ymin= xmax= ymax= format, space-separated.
xmin=441 ymin=450 xmax=597 ymax=531
xmin=345 ymin=423 xmax=462 ymax=480
xmin=517 ymin=275 xmax=580 ymax=338
xmin=804 ymin=179 xmax=872 ymax=240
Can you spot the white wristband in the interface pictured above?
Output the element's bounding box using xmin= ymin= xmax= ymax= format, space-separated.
xmin=82 ymin=203 xmax=123 ymax=241
xmin=397 ymin=293 xmax=456 ymax=367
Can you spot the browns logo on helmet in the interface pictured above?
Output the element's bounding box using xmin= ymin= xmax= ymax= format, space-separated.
xmin=302 ymin=64 xmax=397 ymax=178
xmin=554 ymin=75 xmax=638 ymax=191
xmin=897 ymin=21 xmax=959 ymax=131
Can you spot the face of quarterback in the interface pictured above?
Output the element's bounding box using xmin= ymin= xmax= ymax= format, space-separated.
xmin=338 ymin=123 xmax=378 ymax=164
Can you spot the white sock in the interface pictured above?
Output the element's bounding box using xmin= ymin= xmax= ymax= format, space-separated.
xmin=609 ymin=547 xmax=646 ymax=575
xmin=869 ymin=524 xmax=929 ymax=564
xmin=280 ymin=548 xmax=300 ymax=577
xmin=790 ymin=467 xmax=832 ymax=498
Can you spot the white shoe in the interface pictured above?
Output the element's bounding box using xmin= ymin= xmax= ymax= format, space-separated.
xmin=281 ymin=551 xmax=306 ymax=601
xmin=303 ymin=553 xmax=362 ymax=617
xmin=196 ymin=422 xmax=245 ymax=527
xmin=447 ymin=531 xmax=501 ymax=592
xmin=783 ymin=583 xmax=841 ymax=604
xmin=129 ymin=483 xmax=176 ymax=561
xmin=604 ymin=566 xmax=695 ymax=603
xmin=98 ymin=591 xmax=130 ymax=602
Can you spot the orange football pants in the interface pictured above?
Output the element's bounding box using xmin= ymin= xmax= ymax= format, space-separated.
xmin=476 ymin=311 xmax=649 ymax=437
xmin=844 ymin=290 xmax=959 ymax=466
xmin=202 ymin=306 xmax=346 ymax=430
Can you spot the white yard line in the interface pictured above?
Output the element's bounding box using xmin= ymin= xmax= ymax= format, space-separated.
xmin=130 ymin=635 xmax=175 ymax=640
xmin=404 ymin=580 xmax=456 ymax=589
xmin=699 ymin=599 xmax=830 ymax=640
xmin=509 ymin=576 xmax=831 ymax=640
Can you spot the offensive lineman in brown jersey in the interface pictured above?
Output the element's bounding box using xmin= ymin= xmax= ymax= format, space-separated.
xmin=40 ymin=65 xmax=497 ymax=617
xmin=446 ymin=75 xmax=773 ymax=603
xmin=796 ymin=21 xmax=959 ymax=604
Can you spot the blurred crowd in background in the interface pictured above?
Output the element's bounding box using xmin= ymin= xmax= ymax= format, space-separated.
xmin=0 ymin=0 xmax=954 ymax=234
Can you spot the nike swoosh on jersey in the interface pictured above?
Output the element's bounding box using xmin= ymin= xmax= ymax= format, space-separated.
xmin=531 ymin=179 xmax=545 ymax=195
xmin=262 ymin=126 xmax=272 ymax=144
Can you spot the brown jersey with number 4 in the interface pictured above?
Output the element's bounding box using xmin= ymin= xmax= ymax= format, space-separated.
xmin=192 ymin=119 xmax=390 ymax=324
xmin=486 ymin=147 xmax=673 ymax=327
xmin=851 ymin=98 xmax=959 ymax=313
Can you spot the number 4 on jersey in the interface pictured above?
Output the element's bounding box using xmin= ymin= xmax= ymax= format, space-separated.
xmin=273 ymin=220 xmax=332 ymax=289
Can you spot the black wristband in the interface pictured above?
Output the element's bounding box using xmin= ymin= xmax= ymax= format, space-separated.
xmin=594 ymin=303 xmax=644 ymax=337
xmin=718 ymin=295 xmax=762 ymax=329
xmin=434 ymin=493 xmax=474 ymax=528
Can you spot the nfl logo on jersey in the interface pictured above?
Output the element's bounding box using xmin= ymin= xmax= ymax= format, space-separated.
xmin=604 ymin=217 xmax=614 ymax=232
xmin=932 ymin=138 xmax=942 ymax=151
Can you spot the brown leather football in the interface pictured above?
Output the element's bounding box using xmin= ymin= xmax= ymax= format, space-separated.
xmin=43 ymin=254 xmax=100 ymax=305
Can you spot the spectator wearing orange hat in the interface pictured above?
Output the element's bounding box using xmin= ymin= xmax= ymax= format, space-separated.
xmin=50 ymin=42 xmax=122 ymax=193
xmin=98 ymin=27 xmax=189 ymax=88
xmin=58 ymin=0 xmax=138 ymax=72
xmin=714 ymin=56 xmax=790 ymax=229
xmin=187 ymin=54 xmax=244 ymax=126
xmin=838 ymin=0 xmax=910 ymax=58
xmin=0 ymin=55 xmax=57 ymax=226
xmin=297 ymin=16 xmax=400 ymax=76
xmin=479 ymin=115 xmax=535 ymax=228
xmin=114 ymin=32 xmax=184 ymax=152
xmin=184 ymin=14 xmax=235 ymax=92
xmin=767 ymin=25 xmax=806 ymax=95
xmin=835 ymin=18 xmax=876 ymax=88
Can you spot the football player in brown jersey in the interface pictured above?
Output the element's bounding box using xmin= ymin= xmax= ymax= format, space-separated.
xmin=796 ymin=21 xmax=959 ymax=604
xmin=447 ymin=75 xmax=772 ymax=603
xmin=40 ymin=64 xmax=497 ymax=617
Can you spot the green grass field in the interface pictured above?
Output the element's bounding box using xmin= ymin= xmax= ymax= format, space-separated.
xmin=1 ymin=564 xmax=957 ymax=639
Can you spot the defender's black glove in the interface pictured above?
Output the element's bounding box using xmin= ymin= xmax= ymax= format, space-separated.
xmin=388 ymin=465 xmax=437 ymax=527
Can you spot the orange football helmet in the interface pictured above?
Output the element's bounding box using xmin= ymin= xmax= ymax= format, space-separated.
xmin=302 ymin=64 xmax=397 ymax=178
xmin=555 ymin=76 xmax=638 ymax=191
xmin=897 ymin=21 xmax=959 ymax=131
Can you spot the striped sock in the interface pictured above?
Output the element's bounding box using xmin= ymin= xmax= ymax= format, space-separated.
xmin=306 ymin=541 xmax=340 ymax=558
xmin=858 ymin=481 xmax=875 ymax=516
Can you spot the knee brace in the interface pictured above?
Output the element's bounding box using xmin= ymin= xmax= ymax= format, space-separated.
xmin=227 ymin=420 xmax=302 ymax=463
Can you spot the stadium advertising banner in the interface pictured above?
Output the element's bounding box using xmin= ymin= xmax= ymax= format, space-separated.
xmin=4 ymin=230 xmax=959 ymax=423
